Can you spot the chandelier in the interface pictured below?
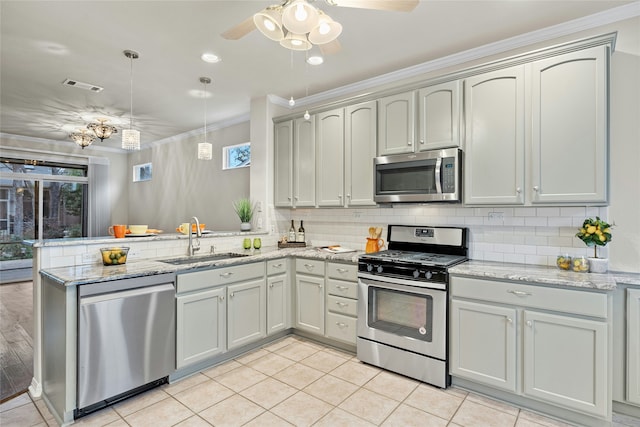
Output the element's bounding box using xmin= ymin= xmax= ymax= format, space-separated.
xmin=69 ymin=129 xmax=96 ymax=149
xmin=122 ymin=49 xmax=141 ymax=150
xmin=198 ymin=77 xmax=213 ymax=160
xmin=87 ymin=118 xmax=117 ymax=142
xmin=254 ymin=0 xmax=342 ymax=51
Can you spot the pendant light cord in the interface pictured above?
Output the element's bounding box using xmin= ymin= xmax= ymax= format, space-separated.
xmin=203 ymin=80 xmax=207 ymax=140
xmin=129 ymin=56 xmax=134 ymax=129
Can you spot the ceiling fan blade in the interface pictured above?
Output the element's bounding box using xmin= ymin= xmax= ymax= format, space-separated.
xmin=319 ymin=39 xmax=342 ymax=55
xmin=221 ymin=16 xmax=257 ymax=40
xmin=327 ymin=0 xmax=418 ymax=12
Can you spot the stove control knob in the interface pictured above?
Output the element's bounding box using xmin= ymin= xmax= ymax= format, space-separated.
xmin=377 ymin=265 xmax=383 ymax=274
xmin=424 ymin=271 xmax=433 ymax=280
xmin=367 ymin=264 xmax=373 ymax=272
xmin=413 ymin=270 xmax=420 ymax=279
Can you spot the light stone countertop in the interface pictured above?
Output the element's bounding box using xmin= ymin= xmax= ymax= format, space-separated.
xmin=449 ymin=260 xmax=640 ymax=291
xmin=40 ymin=246 xmax=363 ymax=287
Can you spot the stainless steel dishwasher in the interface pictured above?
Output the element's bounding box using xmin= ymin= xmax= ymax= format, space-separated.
xmin=76 ymin=273 xmax=176 ymax=417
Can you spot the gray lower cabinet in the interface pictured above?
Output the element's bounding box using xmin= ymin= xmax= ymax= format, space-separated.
xmin=628 ymin=289 xmax=640 ymax=405
xmin=227 ymin=278 xmax=266 ymax=350
xmin=294 ymin=258 xmax=325 ymax=335
xmin=267 ymin=258 xmax=290 ymax=335
xmin=325 ymin=262 xmax=358 ymax=345
xmin=450 ymin=276 xmax=610 ymax=421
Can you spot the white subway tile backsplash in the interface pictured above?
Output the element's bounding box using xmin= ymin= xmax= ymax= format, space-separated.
xmin=536 ymin=207 xmax=560 ymax=217
xmin=525 ymin=217 xmax=548 ymax=227
xmin=504 ymin=253 xmax=526 ymax=264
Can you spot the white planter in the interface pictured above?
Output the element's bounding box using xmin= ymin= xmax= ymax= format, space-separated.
xmin=240 ymin=222 xmax=252 ymax=231
xmin=588 ymin=257 xmax=608 ymax=273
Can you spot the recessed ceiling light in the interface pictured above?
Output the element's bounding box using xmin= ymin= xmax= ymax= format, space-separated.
xmin=306 ymin=55 xmax=323 ymax=65
xmin=201 ymin=53 xmax=221 ymax=63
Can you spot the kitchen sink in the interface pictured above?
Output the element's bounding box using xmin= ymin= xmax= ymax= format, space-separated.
xmin=159 ymin=252 xmax=250 ymax=265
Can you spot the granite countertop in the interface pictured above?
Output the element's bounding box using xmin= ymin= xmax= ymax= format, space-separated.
xmin=41 ymin=246 xmax=363 ymax=287
xmin=450 ymin=260 xmax=640 ymax=291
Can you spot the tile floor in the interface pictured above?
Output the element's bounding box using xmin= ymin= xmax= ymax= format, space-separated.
xmin=2 ymin=335 xmax=640 ymax=427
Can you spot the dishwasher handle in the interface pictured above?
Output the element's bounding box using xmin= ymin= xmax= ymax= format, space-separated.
xmin=80 ymin=283 xmax=175 ymax=305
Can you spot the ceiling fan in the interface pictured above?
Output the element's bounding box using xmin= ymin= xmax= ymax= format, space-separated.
xmin=221 ymin=0 xmax=418 ymax=54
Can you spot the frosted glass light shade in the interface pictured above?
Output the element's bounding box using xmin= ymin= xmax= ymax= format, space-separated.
xmin=308 ymin=13 xmax=342 ymax=45
xmin=280 ymin=32 xmax=312 ymax=51
xmin=198 ymin=142 xmax=213 ymax=160
xmin=254 ymin=8 xmax=284 ymax=41
xmin=122 ymin=129 xmax=140 ymax=150
xmin=282 ymin=0 xmax=319 ymax=34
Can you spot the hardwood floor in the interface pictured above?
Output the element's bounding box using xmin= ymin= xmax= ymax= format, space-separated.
xmin=0 ymin=281 xmax=33 ymax=403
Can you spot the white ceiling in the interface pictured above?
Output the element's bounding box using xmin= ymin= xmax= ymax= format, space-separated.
xmin=1 ymin=1 xmax=639 ymax=148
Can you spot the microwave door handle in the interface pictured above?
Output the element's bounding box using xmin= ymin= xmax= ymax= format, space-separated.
xmin=435 ymin=157 xmax=443 ymax=194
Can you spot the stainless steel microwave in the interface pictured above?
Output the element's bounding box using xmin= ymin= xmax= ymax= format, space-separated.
xmin=374 ymin=148 xmax=462 ymax=203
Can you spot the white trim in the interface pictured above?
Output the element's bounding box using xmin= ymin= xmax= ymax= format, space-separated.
xmin=0 ymin=132 xmax=124 ymax=154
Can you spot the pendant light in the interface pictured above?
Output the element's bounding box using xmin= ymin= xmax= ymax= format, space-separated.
xmin=198 ymin=77 xmax=213 ymax=160
xmin=69 ymin=129 xmax=96 ymax=149
xmin=122 ymin=50 xmax=140 ymax=150
xmin=87 ymin=118 xmax=117 ymax=142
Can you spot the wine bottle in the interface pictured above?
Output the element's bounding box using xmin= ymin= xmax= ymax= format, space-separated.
xmin=288 ymin=220 xmax=296 ymax=242
xmin=296 ymin=220 xmax=305 ymax=243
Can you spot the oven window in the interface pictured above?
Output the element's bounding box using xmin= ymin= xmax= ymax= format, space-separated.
xmin=368 ymin=286 xmax=433 ymax=342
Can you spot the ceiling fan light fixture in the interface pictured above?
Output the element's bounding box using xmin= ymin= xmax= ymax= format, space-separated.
xmin=254 ymin=7 xmax=284 ymax=41
xmin=282 ymin=0 xmax=319 ymax=34
xmin=280 ymin=32 xmax=312 ymax=51
xmin=69 ymin=129 xmax=96 ymax=149
xmin=308 ymin=12 xmax=342 ymax=44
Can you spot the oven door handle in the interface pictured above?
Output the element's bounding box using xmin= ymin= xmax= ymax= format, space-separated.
xmin=435 ymin=157 xmax=443 ymax=194
xmin=358 ymin=273 xmax=446 ymax=291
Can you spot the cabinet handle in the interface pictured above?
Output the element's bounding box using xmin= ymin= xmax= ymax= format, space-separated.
xmin=269 ymin=283 xmax=274 ymax=288
xmin=220 ymin=272 xmax=234 ymax=278
xmin=506 ymin=317 xmax=513 ymax=323
xmin=287 ymin=197 xmax=292 ymax=201
xmin=507 ymin=289 xmax=531 ymax=297
xmin=336 ymin=322 xmax=348 ymax=328
xmin=338 ymin=194 xmax=343 ymax=200
xmin=273 ymin=263 xmax=283 ymax=268
xmin=533 ymin=186 xmax=540 ymax=192
xmin=336 ymin=302 xmax=348 ymax=308
xmin=526 ymin=320 xmax=532 ymax=327
xmin=304 ymin=263 xmax=314 ymax=270
xmin=336 ymin=268 xmax=349 ymax=274
xmin=294 ymin=196 xmax=299 ymax=201
xmin=336 ymin=285 xmax=349 ymax=291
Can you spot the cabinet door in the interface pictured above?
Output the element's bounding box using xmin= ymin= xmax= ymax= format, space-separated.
xmin=531 ymin=46 xmax=608 ymax=204
xmin=464 ymin=66 xmax=525 ymax=205
xmin=377 ymin=91 xmax=416 ymax=155
xmin=267 ymin=273 xmax=289 ymax=335
xmin=523 ymin=310 xmax=608 ymax=417
xmin=274 ymin=121 xmax=293 ymax=207
xmin=295 ymin=274 xmax=325 ymax=335
xmin=627 ymin=289 xmax=640 ymax=405
xmin=316 ymin=108 xmax=345 ymax=207
xmin=294 ymin=117 xmax=316 ymax=207
xmin=227 ymin=278 xmax=266 ymax=350
xmin=450 ymin=299 xmax=517 ymax=392
xmin=418 ymin=81 xmax=461 ymax=150
xmin=176 ymin=287 xmax=226 ymax=368
xmin=345 ymin=101 xmax=377 ymax=206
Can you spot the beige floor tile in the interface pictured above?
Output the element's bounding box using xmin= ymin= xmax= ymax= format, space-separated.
xmin=240 ymin=378 xmax=297 ymax=409
xmin=451 ymin=399 xmax=517 ymax=427
xmin=0 ymin=392 xmax=31 ymax=412
xmin=242 ymin=410 xmax=294 ymax=426
xmin=404 ymin=383 xmax=464 ymax=420
xmin=201 ymin=360 xmax=242 ymax=379
xmin=272 ymin=363 xmax=324 ymax=389
xmin=339 ymin=388 xmax=399 ymax=425
xmin=124 ymin=397 xmax=193 ymax=427
xmin=33 ymin=397 xmax=56 ymax=424
xmin=263 ymin=336 xmax=303 ymax=352
xmin=321 ymin=346 xmax=354 ymax=360
xmin=445 ymin=386 xmax=469 ymax=399
xmin=173 ymin=414 xmax=213 ymax=426
xmin=467 ymin=392 xmax=520 ymax=416
xmin=198 ymin=395 xmax=264 ymax=427
xmin=381 ymin=403 xmax=449 ymax=427
xmin=247 ymin=352 xmax=296 ymax=376
xmin=271 ymin=391 xmax=333 ymax=426
xmin=518 ymin=410 xmax=576 ymax=427
xmin=163 ymin=373 xmax=209 ymax=396
xmin=314 ymin=407 xmax=376 ymax=427
xmin=74 ymin=407 xmax=122 ymax=426
xmin=173 ymin=379 xmax=235 ymax=413
xmin=303 ymin=374 xmax=359 ymax=406
xmin=299 ymin=350 xmax=349 ymax=373
xmin=515 ymin=418 xmax=548 ymax=427
xmin=0 ymin=402 xmax=46 ymax=427
xmin=235 ymin=348 xmax=270 ymax=365
xmin=213 ymin=365 xmax=268 ymax=392
xmin=275 ymin=341 xmax=321 ymax=361
xmin=329 ymin=360 xmax=381 ymax=386
xmin=363 ymin=370 xmax=420 ymax=402
xmin=113 ymin=388 xmax=169 ymax=417
xmin=105 ymin=420 xmax=131 ymax=427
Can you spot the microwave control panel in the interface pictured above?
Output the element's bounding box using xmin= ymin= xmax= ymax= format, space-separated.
xmin=442 ymin=157 xmax=456 ymax=193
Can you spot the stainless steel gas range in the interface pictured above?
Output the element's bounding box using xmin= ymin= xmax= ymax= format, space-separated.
xmin=357 ymin=224 xmax=468 ymax=388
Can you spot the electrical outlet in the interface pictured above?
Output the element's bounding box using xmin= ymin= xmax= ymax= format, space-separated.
xmin=488 ymin=212 xmax=504 ymax=223
xmin=257 ymin=217 xmax=263 ymax=229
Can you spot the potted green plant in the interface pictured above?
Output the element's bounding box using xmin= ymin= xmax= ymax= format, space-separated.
xmin=233 ymin=198 xmax=255 ymax=231
xmin=575 ymin=216 xmax=612 ymax=273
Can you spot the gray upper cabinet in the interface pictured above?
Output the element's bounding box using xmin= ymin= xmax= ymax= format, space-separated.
xmin=274 ymin=120 xmax=293 ymax=207
xmin=345 ymin=101 xmax=377 ymax=206
xmin=377 ymin=91 xmax=416 ymax=155
xmin=274 ymin=119 xmax=315 ymax=208
xmin=530 ymin=45 xmax=608 ymax=204
xmin=417 ymin=80 xmax=461 ymax=151
xmin=316 ymin=108 xmax=345 ymax=207
xmin=464 ymin=66 xmax=526 ymax=205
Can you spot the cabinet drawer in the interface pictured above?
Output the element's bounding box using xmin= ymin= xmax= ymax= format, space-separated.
xmin=327 ymin=279 xmax=358 ymax=299
xmin=327 ymin=294 xmax=357 ymax=316
xmin=326 ymin=312 xmax=357 ymax=344
xmin=327 ymin=262 xmax=357 ymax=281
xmin=296 ymin=258 xmax=325 ymax=276
xmin=267 ymin=259 xmax=287 ymax=276
xmin=177 ymin=262 xmax=264 ymax=294
xmin=451 ymin=276 xmax=608 ymax=319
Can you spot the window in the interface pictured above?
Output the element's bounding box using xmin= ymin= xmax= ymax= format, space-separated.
xmin=223 ymin=143 xmax=251 ymax=170
xmin=133 ymin=163 xmax=152 ymax=182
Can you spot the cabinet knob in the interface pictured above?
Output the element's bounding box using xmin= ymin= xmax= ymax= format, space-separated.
xmin=516 ymin=187 xmax=522 ymax=194
xmin=269 ymin=283 xmax=274 ymax=288
xmin=533 ymin=186 xmax=539 ymax=192
xmin=407 ymin=141 xmax=412 ymax=146
xmin=507 ymin=289 xmax=531 ymax=297
xmin=420 ymin=139 xmax=425 ymax=144
xmin=230 ymin=292 xmax=235 ymax=298
xmin=526 ymin=320 xmax=532 ymax=327
xmin=287 ymin=197 xmax=292 ymax=201
xmin=294 ymin=196 xmax=299 ymax=201
xmin=506 ymin=317 xmax=513 ymax=324
xmin=318 ymin=283 xmax=323 ymax=289
xmin=220 ymin=296 xmax=225 ymax=301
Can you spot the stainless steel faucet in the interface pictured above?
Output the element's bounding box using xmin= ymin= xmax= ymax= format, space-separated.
xmin=188 ymin=216 xmax=202 ymax=256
